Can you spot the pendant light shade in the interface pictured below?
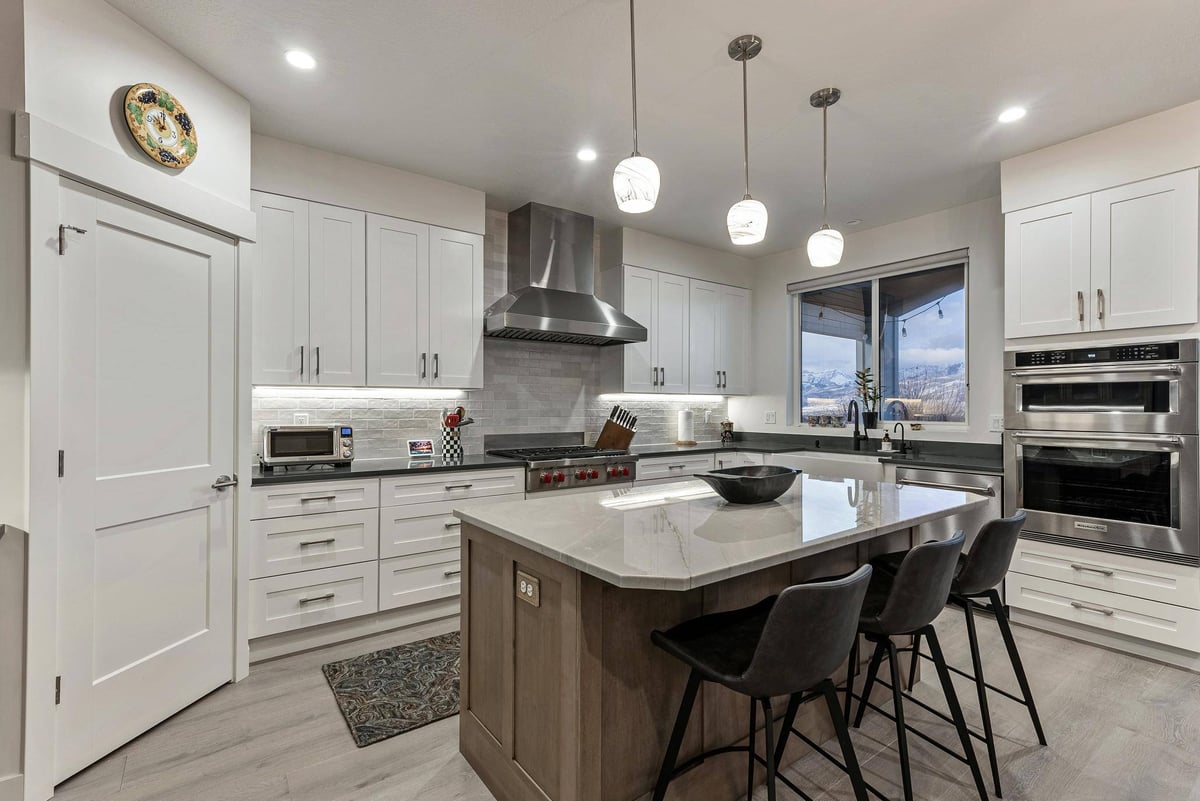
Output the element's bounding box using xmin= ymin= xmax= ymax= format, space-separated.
xmin=727 ymin=35 xmax=766 ymax=246
xmin=728 ymin=196 xmax=768 ymax=245
xmin=613 ymin=154 xmax=661 ymax=213
xmin=807 ymin=224 xmax=844 ymax=267
xmin=613 ymin=0 xmax=658 ymax=213
xmin=808 ymin=87 xmax=843 ymax=267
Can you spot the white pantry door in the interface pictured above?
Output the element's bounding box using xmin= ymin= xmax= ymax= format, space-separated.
xmin=55 ymin=182 xmax=237 ymax=781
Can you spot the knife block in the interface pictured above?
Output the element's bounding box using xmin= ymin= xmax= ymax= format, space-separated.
xmin=595 ymin=420 xmax=636 ymax=451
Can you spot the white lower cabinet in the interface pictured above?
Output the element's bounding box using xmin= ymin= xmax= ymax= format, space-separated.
xmin=715 ymin=451 xmax=764 ymax=469
xmin=379 ymin=548 xmax=462 ymax=611
xmin=380 ymin=468 xmax=525 ymax=507
xmin=250 ymin=562 xmax=379 ymax=638
xmin=250 ymin=508 xmax=379 ymax=578
xmin=768 ymin=451 xmax=886 ymax=483
xmin=635 ymin=453 xmax=716 ymax=484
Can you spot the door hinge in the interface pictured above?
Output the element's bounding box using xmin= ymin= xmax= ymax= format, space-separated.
xmin=58 ymin=450 xmax=64 ymax=478
xmin=55 ymin=676 xmax=61 ymax=705
xmin=58 ymin=224 xmax=88 ymax=255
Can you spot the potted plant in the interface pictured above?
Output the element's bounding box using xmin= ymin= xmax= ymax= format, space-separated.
xmin=855 ymin=368 xmax=882 ymax=429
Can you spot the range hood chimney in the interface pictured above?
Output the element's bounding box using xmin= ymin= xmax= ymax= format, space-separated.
xmin=484 ymin=202 xmax=648 ymax=346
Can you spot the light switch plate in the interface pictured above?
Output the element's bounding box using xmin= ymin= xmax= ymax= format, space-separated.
xmin=764 ymin=410 xmax=777 ymax=424
xmin=516 ymin=570 xmax=541 ymax=607
xmin=989 ymin=414 xmax=1004 ymax=432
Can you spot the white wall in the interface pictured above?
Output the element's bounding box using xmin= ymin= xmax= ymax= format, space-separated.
xmin=730 ymin=196 xmax=1005 ymax=444
xmin=621 ymin=227 xmax=752 ymax=287
xmin=23 ymin=0 xmax=251 ymax=210
xmin=0 ymin=0 xmax=27 ymax=795
xmin=251 ymin=134 xmax=485 ymax=235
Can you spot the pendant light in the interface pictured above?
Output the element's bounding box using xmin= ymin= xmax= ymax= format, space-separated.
xmin=726 ymin=35 xmax=767 ymax=246
xmin=807 ymin=87 xmax=844 ymax=267
xmin=613 ymin=0 xmax=659 ymax=213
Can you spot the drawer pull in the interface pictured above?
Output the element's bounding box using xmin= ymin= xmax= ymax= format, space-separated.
xmin=298 ymin=592 xmax=335 ymax=605
xmin=299 ymin=538 xmax=337 ymax=548
xmin=443 ymin=569 xmax=462 ymax=578
xmin=444 ymin=483 xmax=474 ymax=491
xmin=444 ymin=521 xmax=462 ymax=529
xmin=667 ymin=464 xmax=688 ymax=470
xmin=1070 ymin=601 xmax=1115 ymax=616
xmin=1070 ymin=563 xmax=1115 ymax=577
xmin=300 ymin=495 xmax=338 ymax=503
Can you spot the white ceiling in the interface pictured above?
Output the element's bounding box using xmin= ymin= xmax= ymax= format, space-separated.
xmin=110 ymin=0 xmax=1200 ymax=255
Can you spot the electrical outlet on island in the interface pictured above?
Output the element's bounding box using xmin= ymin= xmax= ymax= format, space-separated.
xmin=764 ymin=410 xmax=777 ymax=424
xmin=293 ymin=412 xmax=309 ymax=425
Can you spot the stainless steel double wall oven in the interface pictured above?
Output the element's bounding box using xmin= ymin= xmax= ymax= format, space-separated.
xmin=1004 ymin=340 xmax=1199 ymax=564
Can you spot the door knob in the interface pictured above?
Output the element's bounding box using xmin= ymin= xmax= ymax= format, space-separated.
xmin=211 ymin=474 xmax=238 ymax=490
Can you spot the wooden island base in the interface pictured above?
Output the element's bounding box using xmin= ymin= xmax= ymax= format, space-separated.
xmin=459 ymin=521 xmax=917 ymax=801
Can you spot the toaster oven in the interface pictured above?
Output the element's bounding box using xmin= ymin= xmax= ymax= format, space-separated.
xmin=261 ymin=425 xmax=354 ymax=468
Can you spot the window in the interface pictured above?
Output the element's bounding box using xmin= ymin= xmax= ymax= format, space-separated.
xmin=796 ymin=260 xmax=967 ymax=424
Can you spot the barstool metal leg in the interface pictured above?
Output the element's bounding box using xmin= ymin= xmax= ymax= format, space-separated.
xmin=885 ymin=639 xmax=915 ymax=801
xmin=820 ymin=680 xmax=869 ymax=801
xmin=747 ymin=696 xmax=757 ymax=801
xmin=964 ymin=600 xmax=1002 ymax=796
xmin=925 ymin=627 xmax=989 ymax=801
xmin=844 ymin=635 xmax=860 ymax=722
xmin=988 ymin=588 xmax=1047 ymax=745
xmin=652 ymin=670 xmax=702 ymax=801
xmin=760 ymin=697 xmax=777 ymax=801
xmin=854 ymin=639 xmax=886 ymax=729
xmin=906 ymin=632 xmax=922 ymax=691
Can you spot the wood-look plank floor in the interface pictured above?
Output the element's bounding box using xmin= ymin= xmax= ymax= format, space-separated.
xmin=53 ymin=612 xmax=1200 ymax=801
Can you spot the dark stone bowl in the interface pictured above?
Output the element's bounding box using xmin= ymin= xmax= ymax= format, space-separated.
xmin=694 ymin=465 xmax=802 ymax=504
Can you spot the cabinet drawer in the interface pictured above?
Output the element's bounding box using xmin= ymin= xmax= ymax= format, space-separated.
xmin=636 ymin=454 xmax=716 ymax=482
xmin=249 ymin=509 xmax=379 ymax=578
xmin=1011 ymin=540 xmax=1200 ymax=610
xmin=1005 ymin=572 xmax=1200 ymax=653
xmin=715 ymin=451 xmax=765 ymax=469
xmin=250 ymin=562 xmax=378 ymax=638
xmin=379 ymin=497 xmax=509 ymax=558
xmin=251 ymin=479 xmax=380 ymax=520
xmin=379 ymin=549 xmax=461 ymax=611
xmin=379 ymin=469 xmax=524 ymax=507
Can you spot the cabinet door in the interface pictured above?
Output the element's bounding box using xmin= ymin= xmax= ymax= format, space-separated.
xmin=308 ymin=203 xmax=366 ymax=385
xmin=428 ymin=227 xmax=484 ymax=388
xmin=656 ymin=272 xmax=690 ymax=393
xmin=250 ymin=192 xmax=309 ymax=385
xmin=366 ymin=214 xmax=429 ymax=386
xmin=688 ymin=280 xmax=721 ymax=394
xmin=1092 ymin=170 xmax=1199 ymax=331
xmin=718 ymin=285 xmax=752 ymax=395
xmin=1004 ymin=196 xmax=1091 ymax=338
xmin=622 ymin=265 xmax=658 ymax=392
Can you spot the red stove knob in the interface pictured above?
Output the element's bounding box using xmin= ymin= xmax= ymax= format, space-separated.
xmin=609 ymin=467 xmax=620 ymax=478
xmin=576 ymin=470 xmax=588 ymax=480
xmin=540 ymin=473 xmax=552 ymax=484
xmin=553 ymin=472 xmax=565 ymax=483
xmin=589 ymin=469 xmax=600 ymax=479
xmin=621 ymin=466 xmax=631 ymax=477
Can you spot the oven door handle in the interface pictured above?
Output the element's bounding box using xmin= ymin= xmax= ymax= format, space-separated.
xmin=1008 ymin=364 xmax=1183 ymax=378
xmin=1010 ymin=430 xmax=1184 ymax=447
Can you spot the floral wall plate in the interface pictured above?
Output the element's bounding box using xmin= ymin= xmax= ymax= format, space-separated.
xmin=123 ymin=83 xmax=197 ymax=169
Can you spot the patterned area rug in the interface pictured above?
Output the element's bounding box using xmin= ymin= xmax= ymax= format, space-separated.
xmin=321 ymin=631 xmax=460 ymax=747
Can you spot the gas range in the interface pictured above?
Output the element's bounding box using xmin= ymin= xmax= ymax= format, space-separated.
xmin=487 ymin=445 xmax=638 ymax=493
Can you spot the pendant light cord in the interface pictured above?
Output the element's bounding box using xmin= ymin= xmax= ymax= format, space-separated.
xmin=742 ymin=54 xmax=750 ymax=197
xmin=822 ymin=101 xmax=829 ymax=226
xmin=629 ymin=0 xmax=639 ymax=155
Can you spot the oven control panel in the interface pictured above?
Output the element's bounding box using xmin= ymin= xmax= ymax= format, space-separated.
xmin=1014 ymin=341 xmax=1183 ymax=367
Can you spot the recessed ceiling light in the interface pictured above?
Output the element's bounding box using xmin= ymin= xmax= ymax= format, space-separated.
xmin=998 ymin=106 xmax=1027 ymax=123
xmin=576 ymin=148 xmax=598 ymax=162
xmin=285 ymin=50 xmax=317 ymax=70
xmin=845 ymin=219 xmax=863 ymax=226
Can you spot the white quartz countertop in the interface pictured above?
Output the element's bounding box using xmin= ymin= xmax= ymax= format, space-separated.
xmin=454 ymin=474 xmax=990 ymax=590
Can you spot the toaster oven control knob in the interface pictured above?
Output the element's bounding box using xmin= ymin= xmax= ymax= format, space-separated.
xmin=553 ymin=472 xmax=565 ymax=483
xmin=342 ymin=448 xmax=352 ymax=458
xmin=539 ymin=473 xmax=552 ymax=485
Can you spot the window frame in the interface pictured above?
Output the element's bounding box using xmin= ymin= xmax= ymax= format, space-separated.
xmin=788 ymin=252 xmax=970 ymax=430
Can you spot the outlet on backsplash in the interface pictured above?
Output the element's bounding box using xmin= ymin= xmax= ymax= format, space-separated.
xmin=763 ymin=410 xmax=777 ymax=424
xmin=293 ymin=413 xmax=309 ymax=425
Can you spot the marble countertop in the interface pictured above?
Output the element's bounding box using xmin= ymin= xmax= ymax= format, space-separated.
xmin=455 ymin=475 xmax=990 ymax=590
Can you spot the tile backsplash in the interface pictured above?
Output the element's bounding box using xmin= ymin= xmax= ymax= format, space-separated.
xmin=251 ymin=209 xmax=729 ymax=460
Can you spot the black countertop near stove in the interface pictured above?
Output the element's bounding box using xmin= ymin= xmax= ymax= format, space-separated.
xmin=250 ymin=454 xmax=525 ymax=486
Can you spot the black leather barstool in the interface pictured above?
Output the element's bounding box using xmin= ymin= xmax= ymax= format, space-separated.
xmin=872 ymin=511 xmax=1046 ymax=798
xmin=845 ymin=531 xmax=989 ymax=801
xmin=650 ymin=566 xmax=873 ymax=801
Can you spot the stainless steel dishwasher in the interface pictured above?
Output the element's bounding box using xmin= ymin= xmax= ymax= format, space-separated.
xmin=894 ymin=467 xmax=1003 ymax=550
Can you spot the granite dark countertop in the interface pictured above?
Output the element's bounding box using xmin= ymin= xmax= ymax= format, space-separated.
xmin=250 ymin=454 xmax=525 ymax=486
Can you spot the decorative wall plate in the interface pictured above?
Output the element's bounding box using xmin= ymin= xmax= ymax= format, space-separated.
xmin=123 ymin=83 xmax=197 ymax=169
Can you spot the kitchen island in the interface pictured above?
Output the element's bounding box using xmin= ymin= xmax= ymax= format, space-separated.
xmin=454 ymin=475 xmax=989 ymax=801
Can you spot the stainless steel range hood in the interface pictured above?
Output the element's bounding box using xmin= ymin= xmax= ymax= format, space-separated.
xmin=484 ymin=202 xmax=648 ymax=346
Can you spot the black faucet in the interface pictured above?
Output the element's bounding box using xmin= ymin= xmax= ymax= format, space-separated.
xmin=846 ymin=400 xmax=869 ymax=451
xmin=892 ymin=422 xmax=911 ymax=455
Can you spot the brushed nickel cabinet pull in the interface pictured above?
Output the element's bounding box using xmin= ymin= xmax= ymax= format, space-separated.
xmin=420 ymin=352 xmax=427 ymax=379
xmin=1070 ymin=600 xmax=1114 ymax=616
xmin=300 ymin=495 xmax=337 ymax=502
xmin=661 ymin=367 xmax=667 ymax=386
xmin=1097 ymin=288 xmax=1105 ymax=321
xmin=443 ymin=569 xmax=462 ymax=578
xmin=1077 ymin=290 xmax=1084 ymax=323
xmin=444 ymin=483 xmax=474 ymax=491
xmin=444 ymin=520 xmax=462 ymax=529
xmin=1070 ymin=563 xmax=1114 ymax=577
xmin=315 ymin=345 xmax=321 ymax=376
xmin=298 ymin=593 xmax=335 ymax=605
xmin=667 ymin=464 xmax=687 ymax=470
xmin=433 ymin=353 xmax=440 ymax=379
xmin=299 ymin=345 xmax=305 ymax=376
xmin=653 ymin=366 xmax=659 ymax=386
xmin=299 ymin=538 xmax=336 ymax=547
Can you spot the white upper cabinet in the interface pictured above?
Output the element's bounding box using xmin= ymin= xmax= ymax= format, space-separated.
xmin=308 ymin=203 xmax=366 ymax=385
xmin=1005 ymin=169 xmax=1199 ymax=338
xmin=1004 ymin=196 xmax=1091 ymax=339
xmin=622 ymin=266 xmax=658 ymax=393
xmin=688 ymin=281 xmax=752 ymax=395
xmin=656 ymin=272 xmax=690 ymax=393
xmin=366 ymin=214 xmax=428 ymax=387
xmin=251 ymin=193 xmax=309 ymax=385
xmin=1091 ymin=170 xmax=1199 ymax=331
xmin=428 ymin=226 xmax=484 ymax=389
